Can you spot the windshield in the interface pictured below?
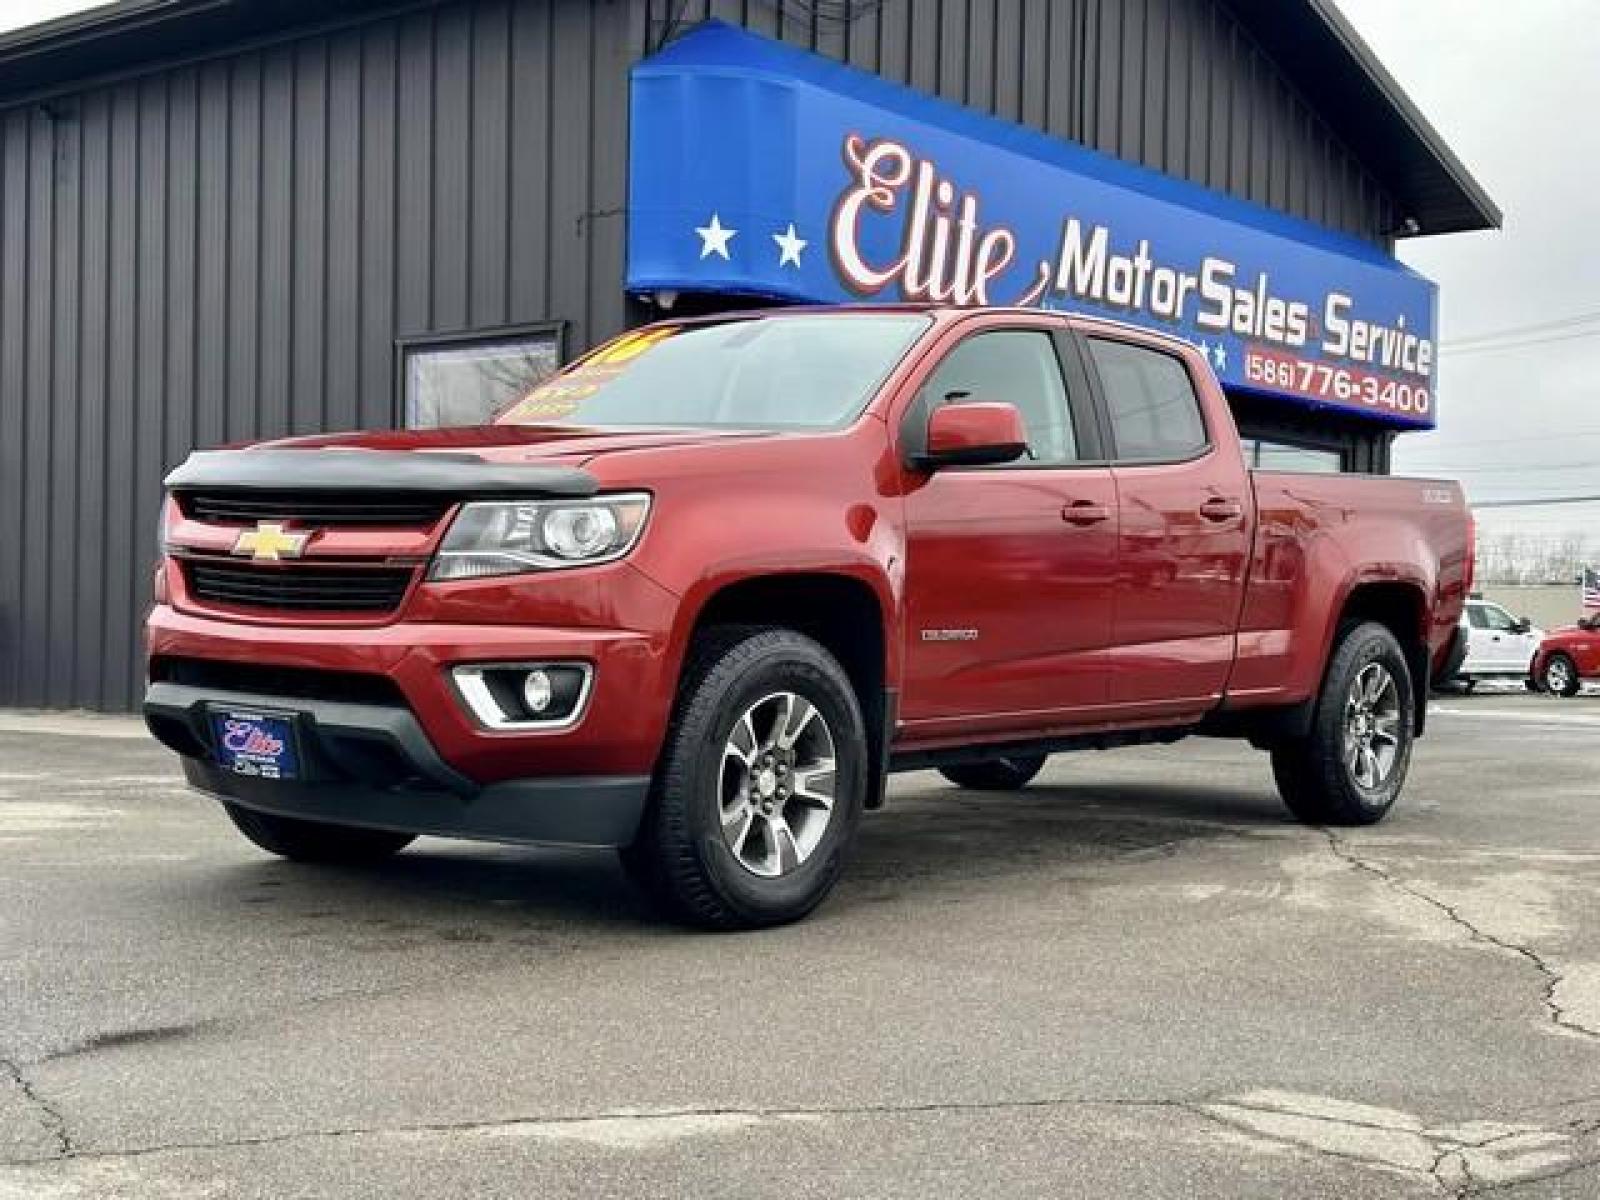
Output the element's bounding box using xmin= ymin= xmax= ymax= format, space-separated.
xmin=495 ymin=314 xmax=930 ymax=430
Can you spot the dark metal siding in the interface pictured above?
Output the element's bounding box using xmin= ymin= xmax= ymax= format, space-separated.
xmin=653 ymin=0 xmax=1396 ymax=243
xmin=0 ymin=1 xmax=649 ymax=709
xmin=0 ymin=0 xmax=1399 ymax=710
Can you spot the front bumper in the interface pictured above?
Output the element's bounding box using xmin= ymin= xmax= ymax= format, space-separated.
xmin=145 ymin=681 xmax=649 ymax=847
xmin=145 ymin=601 xmax=677 ymax=782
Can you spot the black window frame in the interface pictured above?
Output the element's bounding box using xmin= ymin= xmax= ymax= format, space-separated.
xmin=394 ymin=319 xmax=567 ymax=429
xmin=1075 ymin=331 xmax=1215 ymax=467
xmin=898 ymin=321 xmax=1108 ymax=470
xmin=1240 ymin=434 xmax=1351 ymax=474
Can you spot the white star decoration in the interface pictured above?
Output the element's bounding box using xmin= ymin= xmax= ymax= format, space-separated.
xmin=1195 ymin=338 xmax=1227 ymax=372
xmin=695 ymin=213 xmax=737 ymax=260
xmin=772 ymin=223 xmax=807 ymax=269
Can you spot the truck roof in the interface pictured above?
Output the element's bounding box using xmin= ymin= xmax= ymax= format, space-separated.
xmin=650 ymin=303 xmax=1204 ymax=360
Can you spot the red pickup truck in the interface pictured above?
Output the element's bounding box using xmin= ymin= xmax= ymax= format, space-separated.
xmin=145 ymin=306 xmax=1471 ymax=928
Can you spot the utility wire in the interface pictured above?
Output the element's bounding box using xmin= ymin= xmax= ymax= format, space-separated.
xmin=1407 ymin=460 xmax=1600 ymax=476
xmin=1442 ymin=327 xmax=1600 ymax=357
xmin=1396 ymin=426 xmax=1600 ymax=456
xmin=1442 ymin=308 xmax=1600 ymax=348
xmin=1472 ymin=494 xmax=1600 ymax=508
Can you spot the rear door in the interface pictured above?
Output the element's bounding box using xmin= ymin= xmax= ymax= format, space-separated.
xmin=1081 ymin=333 xmax=1253 ymax=711
xmin=899 ymin=318 xmax=1118 ymax=735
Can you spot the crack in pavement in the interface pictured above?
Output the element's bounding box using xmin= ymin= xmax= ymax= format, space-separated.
xmin=1196 ymin=1090 xmax=1600 ymax=1198
xmin=0 ymin=1093 xmax=1224 ymax=1168
xmin=1322 ymin=830 xmax=1600 ymax=1043
xmin=1 ymin=1058 xmax=71 ymax=1158
xmin=1429 ymin=1146 xmax=1471 ymax=1199
xmin=3 ymin=1078 xmax=1592 ymax=1196
xmin=1469 ymin=1154 xmax=1600 ymax=1195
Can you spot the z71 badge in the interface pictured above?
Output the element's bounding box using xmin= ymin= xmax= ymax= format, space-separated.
xmin=920 ymin=628 xmax=979 ymax=642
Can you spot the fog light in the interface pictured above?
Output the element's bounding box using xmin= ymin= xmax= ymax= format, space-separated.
xmin=450 ymin=663 xmax=593 ymax=730
xmin=522 ymin=669 xmax=553 ymax=715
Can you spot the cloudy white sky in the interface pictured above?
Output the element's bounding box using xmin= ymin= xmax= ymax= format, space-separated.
xmin=0 ymin=0 xmax=107 ymax=31
xmin=3 ymin=1 xmax=1594 ymax=537
xmin=1333 ymin=0 xmax=1600 ymax=540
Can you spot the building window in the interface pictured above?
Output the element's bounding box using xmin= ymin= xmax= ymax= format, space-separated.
xmin=1241 ymin=439 xmax=1345 ymax=474
xmin=399 ymin=324 xmax=564 ymax=428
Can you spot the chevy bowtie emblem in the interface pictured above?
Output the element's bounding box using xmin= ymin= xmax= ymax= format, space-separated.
xmin=232 ymin=522 xmax=310 ymax=562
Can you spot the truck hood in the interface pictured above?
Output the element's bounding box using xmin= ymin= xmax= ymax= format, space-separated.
xmin=254 ymin=424 xmax=775 ymax=464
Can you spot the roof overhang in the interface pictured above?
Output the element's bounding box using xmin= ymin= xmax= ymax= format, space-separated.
xmin=0 ymin=0 xmax=1500 ymax=239
xmin=1220 ymin=0 xmax=1501 ymax=235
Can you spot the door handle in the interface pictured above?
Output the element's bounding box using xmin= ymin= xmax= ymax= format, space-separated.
xmin=1061 ymin=501 xmax=1111 ymax=526
xmin=1199 ymin=497 xmax=1243 ymax=522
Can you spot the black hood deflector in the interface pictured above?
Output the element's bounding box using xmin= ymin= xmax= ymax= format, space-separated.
xmin=164 ymin=448 xmax=599 ymax=498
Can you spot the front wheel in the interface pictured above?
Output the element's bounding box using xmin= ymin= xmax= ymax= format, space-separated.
xmin=939 ymin=755 xmax=1047 ymax=791
xmin=223 ymin=802 xmax=416 ymax=863
xmin=1271 ymin=622 xmax=1415 ymax=826
xmin=1541 ymin=653 xmax=1581 ymax=697
xmin=621 ymin=628 xmax=867 ymax=930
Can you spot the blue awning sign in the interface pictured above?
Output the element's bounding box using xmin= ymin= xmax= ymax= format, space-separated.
xmin=628 ymin=22 xmax=1440 ymax=428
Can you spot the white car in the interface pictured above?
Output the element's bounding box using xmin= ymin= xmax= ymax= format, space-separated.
xmin=1453 ymin=598 xmax=1544 ymax=690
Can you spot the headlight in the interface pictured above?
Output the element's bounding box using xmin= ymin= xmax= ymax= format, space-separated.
xmin=428 ymin=493 xmax=651 ymax=581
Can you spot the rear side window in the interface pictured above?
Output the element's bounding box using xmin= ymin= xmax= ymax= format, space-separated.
xmin=1466 ymin=605 xmax=1488 ymax=629
xmin=916 ymin=330 xmax=1079 ymax=465
xmin=1088 ymin=338 xmax=1208 ymax=461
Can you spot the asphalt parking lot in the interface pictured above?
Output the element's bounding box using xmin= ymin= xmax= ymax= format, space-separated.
xmin=2 ymin=692 xmax=1598 ymax=1199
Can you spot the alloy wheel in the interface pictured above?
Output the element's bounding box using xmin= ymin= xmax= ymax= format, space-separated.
xmin=718 ymin=691 xmax=837 ymax=878
xmin=1343 ymin=662 xmax=1402 ymax=790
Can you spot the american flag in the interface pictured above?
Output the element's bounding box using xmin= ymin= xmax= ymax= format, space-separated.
xmin=1583 ymin=566 xmax=1600 ymax=610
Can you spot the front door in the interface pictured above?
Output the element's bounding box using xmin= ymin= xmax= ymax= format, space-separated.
xmin=900 ymin=322 xmax=1117 ymax=739
xmin=1474 ymin=601 xmax=1535 ymax=673
xmin=1083 ymin=334 xmax=1253 ymax=710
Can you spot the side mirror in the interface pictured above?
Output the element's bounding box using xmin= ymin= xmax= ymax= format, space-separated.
xmin=1513 ymin=617 xmax=1532 ymax=635
xmin=915 ymin=402 xmax=1029 ymax=470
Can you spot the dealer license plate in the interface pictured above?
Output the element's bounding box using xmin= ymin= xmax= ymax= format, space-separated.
xmin=210 ymin=709 xmax=300 ymax=781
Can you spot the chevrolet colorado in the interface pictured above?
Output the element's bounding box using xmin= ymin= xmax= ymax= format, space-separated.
xmin=145 ymin=306 xmax=1471 ymax=928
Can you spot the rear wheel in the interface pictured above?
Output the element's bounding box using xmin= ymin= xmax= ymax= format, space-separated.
xmin=938 ymin=754 xmax=1047 ymax=791
xmin=223 ymin=803 xmax=416 ymax=863
xmin=621 ymin=628 xmax=866 ymax=930
xmin=1271 ymin=622 xmax=1414 ymax=826
xmin=1542 ymin=653 xmax=1581 ymax=697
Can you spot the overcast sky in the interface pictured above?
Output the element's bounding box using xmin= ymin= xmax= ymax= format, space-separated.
xmin=1 ymin=0 xmax=106 ymax=32
xmin=1333 ymin=0 xmax=1600 ymax=540
xmin=4 ymin=1 xmax=1595 ymax=537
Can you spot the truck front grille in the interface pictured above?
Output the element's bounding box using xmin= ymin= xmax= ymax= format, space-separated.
xmin=176 ymin=490 xmax=452 ymax=528
xmin=183 ymin=561 xmax=415 ymax=614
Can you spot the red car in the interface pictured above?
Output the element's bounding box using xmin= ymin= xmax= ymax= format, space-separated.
xmin=1531 ymin=617 xmax=1600 ymax=696
xmin=144 ymin=306 xmax=1470 ymax=928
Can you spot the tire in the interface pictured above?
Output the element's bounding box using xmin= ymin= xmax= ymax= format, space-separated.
xmin=1270 ymin=621 xmax=1415 ymax=827
xmin=223 ymin=802 xmax=416 ymax=863
xmin=1542 ymin=652 xmax=1581 ymax=698
xmin=621 ymin=627 xmax=867 ymax=930
xmin=938 ymin=754 xmax=1047 ymax=791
